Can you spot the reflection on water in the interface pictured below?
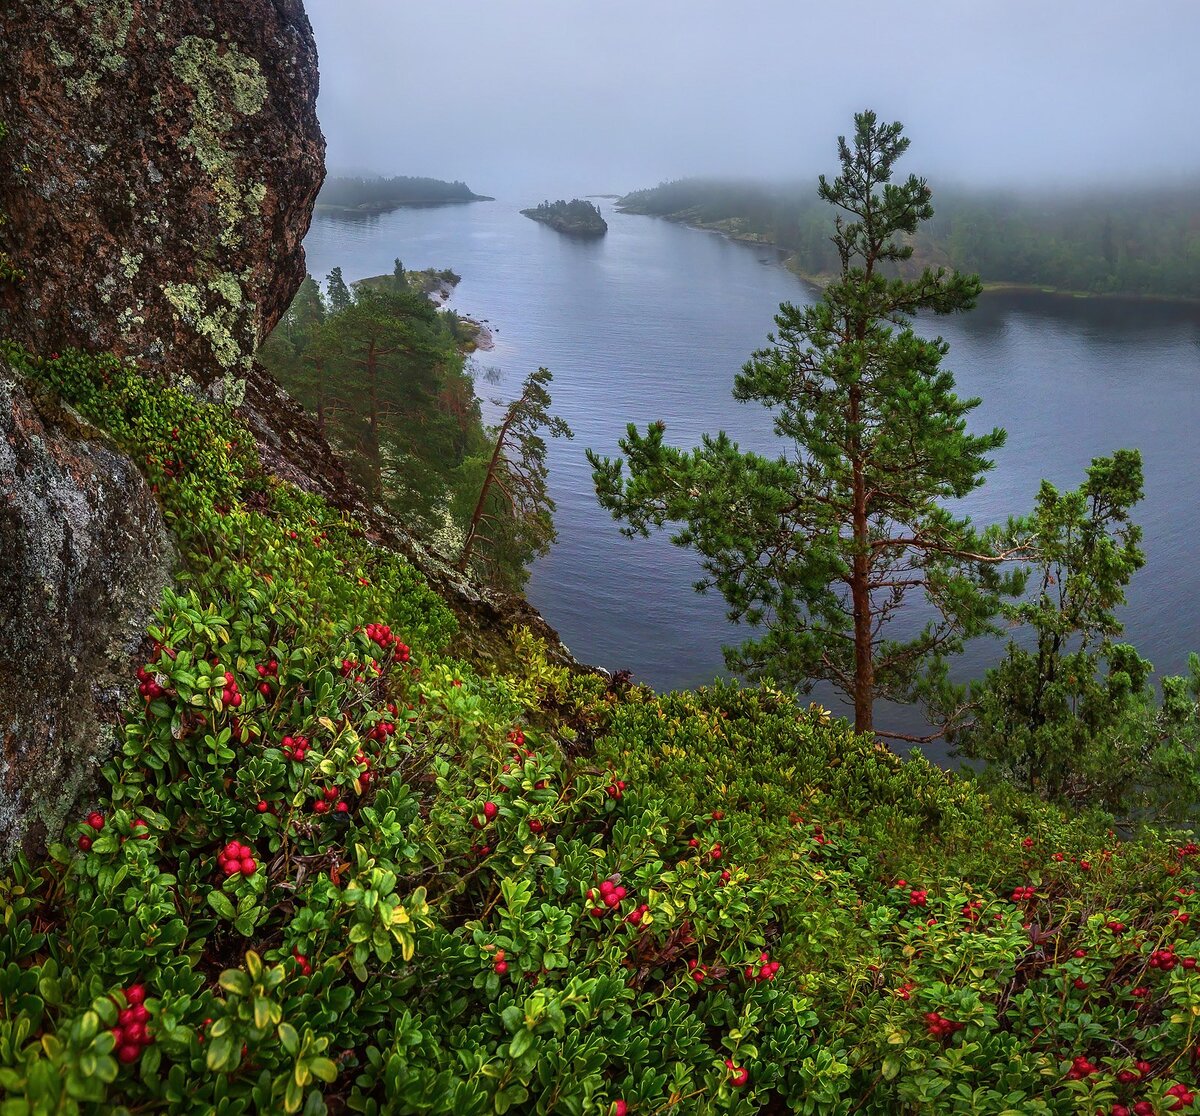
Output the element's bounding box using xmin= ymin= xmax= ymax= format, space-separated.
xmin=305 ymin=201 xmax=1200 ymax=761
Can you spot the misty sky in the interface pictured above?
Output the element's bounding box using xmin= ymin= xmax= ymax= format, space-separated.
xmin=306 ymin=0 xmax=1200 ymax=198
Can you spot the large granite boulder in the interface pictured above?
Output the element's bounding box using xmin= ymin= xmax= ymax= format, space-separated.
xmin=0 ymin=368 xmax=174 ymax=857
xmin=0 ymin=0 xmax=326 ymax=390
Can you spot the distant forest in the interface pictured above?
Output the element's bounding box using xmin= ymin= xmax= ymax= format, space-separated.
xmin=317 ymin=175 xmax=491 ymax=213
xmin=618 ymin=178 xmax=1200 ymax=299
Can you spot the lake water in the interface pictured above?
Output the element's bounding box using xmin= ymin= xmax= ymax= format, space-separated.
xmin=304 ymin=198 xmax=1200 ymax=757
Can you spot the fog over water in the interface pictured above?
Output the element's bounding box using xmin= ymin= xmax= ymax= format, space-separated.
xmin=305 ymin=0 xmax=1200 ymax=197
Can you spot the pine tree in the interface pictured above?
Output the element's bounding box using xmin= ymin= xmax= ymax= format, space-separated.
xmin=590 ymin=111 xmax=1028 ymax=735
xmin=458 ymin=367 xmax=572 ymax=591
xmin=326 ymin=266 xmax=352 ymax=314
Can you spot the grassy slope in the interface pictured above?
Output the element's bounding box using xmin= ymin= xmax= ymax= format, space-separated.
xmin=0 ymin=344 xmax=1198 ymax=1115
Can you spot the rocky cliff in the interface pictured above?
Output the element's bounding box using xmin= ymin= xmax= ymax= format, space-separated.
xmin=0 ymin=0 xmax=325 ymax=391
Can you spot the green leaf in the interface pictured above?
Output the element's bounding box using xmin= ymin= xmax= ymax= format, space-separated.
xmin=219 ymin=969 xmax=252 ymax=997
xmin=308 ymin=1057 xmax=338 ymax=1083
xmin=279 ymin=1022 xmax=299 ymax=1056
xmin=208 ymin=891 xmax=236 ymax=920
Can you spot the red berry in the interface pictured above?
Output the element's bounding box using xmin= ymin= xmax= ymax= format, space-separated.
xmin=77 ymin=836 xmax=92 ymax=851
xmin=117 ymin=1043 xmax=141 ymax=1064
xmin=87 ymin=812 xmax=105 ymax=831
xmin=494 ymin=960 xmax=508 ymax=975
xmin=613 ymin=1103 xmax=628 ymax=1116
xmin=256 ymin=800 xmax=269 ymax=813
xmin=239 ymin=858 xmax=256 ymax=875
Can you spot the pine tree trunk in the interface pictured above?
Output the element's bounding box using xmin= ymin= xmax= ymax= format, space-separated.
xmin=850 ymin=386 xmax=874 ymax=735
xmin=459 ymin=407 xmax=516 ymax=571
xmin=367 ymin=340 xmax=381 ymax=501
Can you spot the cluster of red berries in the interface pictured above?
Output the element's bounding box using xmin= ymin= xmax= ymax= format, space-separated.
xmin=923 ymin=1011 xmax=963 ymax=1040
xmin=217 ymin=840 xmax=257 ymax=876
xmin=471 ymin=801 xmax=499 ymax=829
xmin=896 ymin=980 xmax=916 ymax=1001
xmin=281 ymin=734 xmax=310 ymax=762
xmin=687 ymin=959 xmax=708 ymax=984
xmin=78 ymin=811 xmax=105 ymax=850
xmin=1166 ymin=1084 xmax=1197 ymax=1110
xmin=744 ymin=951 xmax=780 ymax=983
xmin=1112 ymin=1104 xmax=1154 ymax=1116
xmin=625 ymin=903 xmax=649 ymax=925
xmin=586 ymin=878 xmax=630 ymax=918
xmin=1117 ymin=1061 xmax=1155 ymax=1084
xmin=220 ymin=671 xmax=242 ymax=709
xmin=354 ymin=749 xmax=375 ymax=789
xmin=605 ymin=778 xmax=627 ymax=800
xmin=292 ymin=949 xmax=313 ymax=976
xmin=1065 ymin=1054 xmax=1098 ymax=1080
xmin=112 ymin=984 xmax=153 ymax=1064
xmin=1021 ymin=836 xmax=1034 ymax=849
xmin=365 ymin=624 xmax=409 ymax=662
xmin=1107 ymin=919 xmax=1127 ymax=934
xmin=365 ymin=718 xmax=397 ymax=743
xmin=961 ymin=899 xmax=983 ymax=923
xmin=1012 ymin=885 xmax=1036 ymax=902
xmin=313 ymin=786 xmax=349 ymax=815
xmin=507 ymin=728 xmax=525 ymax=746
xmin=1149 ymin=948 xmax=1181 ymax=971
xmin=492 ymin=949 xmax=509 ymax=976
xmin=909 ymin=888 xmax=928 ymax=908
xmin=135 ymin=665 xmax=166 ymax=701
xmin=1177 ymin=842 xmax=1200 ymax=860
xmin=255 ymin=659 xmax=278 ymax=696
xmin=724 ymin=1059 xmax=749 ymax=1087
xmin=718 ymin=869 xmax=731 ymax=887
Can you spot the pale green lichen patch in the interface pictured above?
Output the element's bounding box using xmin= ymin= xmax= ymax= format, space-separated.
xmin=171 ymin=36 xmax=267 ymax=177
xmin=163 ymin=274 xmax=257 ymax=373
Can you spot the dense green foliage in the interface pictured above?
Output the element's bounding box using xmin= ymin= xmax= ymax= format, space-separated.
xmin=618 ymin=177 xmax=1200 ymax=300
xmin=317 ymin=176 xmax=490 ymax=215
xmin=259 ymin=267 xmax=526 ymax=585
xmin=5 ymin=341 xmax=1200 ymax=1115
xmin=592 ymin=113 xmax=1025 ymax=736
xmin=958 ymin=450 xmax=1200 ymax=819
xmin=520 ymin=200 xmax=607 ymax=237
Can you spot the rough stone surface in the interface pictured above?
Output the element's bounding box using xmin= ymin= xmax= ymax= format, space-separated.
xmin=0 ymin=0 xmax=326 ymax=389
xmin=0 ymin=367 xmax=174 ymax=857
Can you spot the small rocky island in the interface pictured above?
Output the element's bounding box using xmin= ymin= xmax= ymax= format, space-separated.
xmin=520 ymin=198 xmax=608 ymax=237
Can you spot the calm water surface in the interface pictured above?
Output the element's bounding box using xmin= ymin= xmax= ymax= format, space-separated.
xmin=305 ymin=199 xmax=1200 ymax=756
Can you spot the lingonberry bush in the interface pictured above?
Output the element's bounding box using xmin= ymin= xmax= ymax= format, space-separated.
xmin=1 ymin=342 xmax=1200 ymax=1114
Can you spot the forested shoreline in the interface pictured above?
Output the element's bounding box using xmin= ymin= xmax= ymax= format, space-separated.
xmin=619 ymin=177 xmax=1200 ymax=301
